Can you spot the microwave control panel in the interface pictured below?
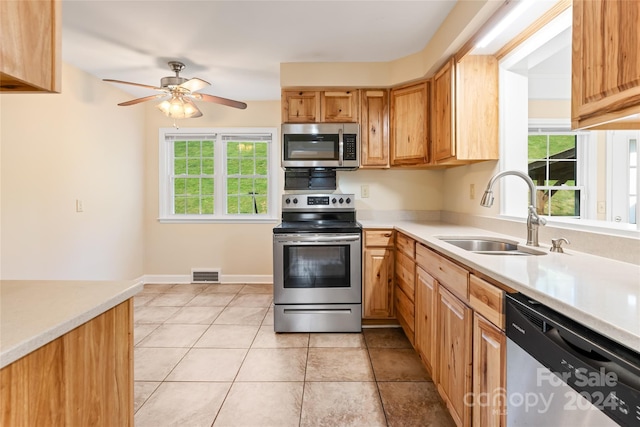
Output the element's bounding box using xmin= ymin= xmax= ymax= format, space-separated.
xmin=343 ymin=134 xmax=357 ymax=161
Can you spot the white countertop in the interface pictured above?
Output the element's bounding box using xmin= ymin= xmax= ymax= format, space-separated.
xmin=361 ymin=220 xmax=640 ymax=353
xmin=0 ymin=280 xmax=143 ymax=368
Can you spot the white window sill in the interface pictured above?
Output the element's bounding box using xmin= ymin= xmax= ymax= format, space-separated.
xmin=158 ymin=217 xmax=279 ymax=224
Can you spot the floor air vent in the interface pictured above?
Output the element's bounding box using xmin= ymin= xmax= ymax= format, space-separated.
xmin=191 ymin=268 xmax=221 ymax=283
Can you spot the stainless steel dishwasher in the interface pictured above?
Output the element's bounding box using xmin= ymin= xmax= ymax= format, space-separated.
xmin=506 ymin=293 xmax=640 ymax=426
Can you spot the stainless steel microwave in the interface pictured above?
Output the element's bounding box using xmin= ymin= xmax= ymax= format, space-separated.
xmin=281 ymin=123 xmax=359 ymax=169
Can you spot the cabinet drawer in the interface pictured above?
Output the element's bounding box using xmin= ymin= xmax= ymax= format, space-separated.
xmin=396 ymin=233 xmax=416 ymax=258
xmin=469 ymin=275 xmax=504 ymax=329
xmin=365 ymin=229 xmax=395 ymax=247
xmin=395 ymin=251 xmax=415 ymax=301
xmin=416 ymin=244 xmax=469 ymax=301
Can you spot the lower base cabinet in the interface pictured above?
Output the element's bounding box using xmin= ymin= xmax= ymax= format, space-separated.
xmin=437 ymin=286 xmax=472 ymax=427
xmin=0 ymin=300 xmax=134 ymax=426
xmin=415 ymin=266 xmax=438 ymax=378
xmin=473 ymin=313 xmax=506 ymax=427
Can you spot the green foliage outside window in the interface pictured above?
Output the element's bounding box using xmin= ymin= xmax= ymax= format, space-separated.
xmin=528 ymin=134 xmax=579 ymax=217
xmin=226 ymin=142 xmax=268 ymax=214
xmin=173 ymin=140 xmax=215 ymax=214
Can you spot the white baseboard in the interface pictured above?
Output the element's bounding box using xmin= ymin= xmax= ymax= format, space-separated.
xmin=142 ymin=274 xmax=273 ymax=284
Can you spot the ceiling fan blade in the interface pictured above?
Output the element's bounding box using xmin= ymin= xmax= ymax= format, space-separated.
xmin=179 ymin=78 xmax=210 ymax=93
xmin=118 ymin=94 xmax=166 ymax=106
xmin=103 ymin=79 xmax=161 ymax=90
xmin=194 ymin=93 xmax=247 ymax=109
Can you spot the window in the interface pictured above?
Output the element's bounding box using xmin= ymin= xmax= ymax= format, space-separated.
xmin=527 ymin=132 xmax=582 ymax=218
xmin=159 ymin=128 xmax=278 ymax=223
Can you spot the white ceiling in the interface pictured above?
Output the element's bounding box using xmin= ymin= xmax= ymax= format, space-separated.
xmin=61 ymin=0 xmax=459 ymax=103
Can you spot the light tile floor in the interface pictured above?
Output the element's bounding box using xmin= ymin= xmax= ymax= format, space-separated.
xmin=134 ymin=283 xmax=455 ymax=427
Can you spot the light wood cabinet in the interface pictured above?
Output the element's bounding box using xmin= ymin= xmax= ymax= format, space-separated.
xmin=360 ymin=89 xmax=390 ymax=168
xmin=0 ymin=0 xmax=61 ymax=92
xmin=321 ymin=90 xmax=359 ymax=122
xmin=0 ymin=300 xmax=134 ymax=426
xmin=571 ymin=0 xmax=640 ymax=129
xmin=473 ymin=313 xmax=506 ymax=427
xmin=415 ymin=266 xmax=438 ymax=379
xmin=437 ymin=285 xmax=472 ymax=427
xmin=282 ymin=90 xmax=321 ymax=122
xmin=395 ymin=232 xmax=416 ymax=344
xmin=363 ymin=229 xmax=395 ymax=319
xmin=390 ymin=81 xmax=429 ymax=166
xmin=431 ymin=56 xmax=499 ymax=165
xmin=281 ymin=89 xmax=359 ymax=123
xmin=469 ymin=274 xmax=505 ymax=329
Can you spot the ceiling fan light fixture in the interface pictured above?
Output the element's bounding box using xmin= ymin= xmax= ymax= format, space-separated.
xmin=157 ymin=95 xmax=200 ymax=119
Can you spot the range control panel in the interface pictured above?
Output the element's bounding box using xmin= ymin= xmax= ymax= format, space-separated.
xmin=282 ymin=193 xmax=355 ymax=211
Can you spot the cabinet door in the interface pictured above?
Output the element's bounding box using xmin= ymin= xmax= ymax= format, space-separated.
xmin=415 ymin=266 xmax=438 ymax=379
xmin=437 ymin=286 xmax=472 ymax=427
xmin=473 ymin=313 xmax=506 ymax=427
xmin=0 ymin=0 xmax=61 ymax=92
xmin=360 ymin=89 xmax=389 ymax=167
xmin=282 ymin=91 xmax=320 ymax=122
xmin=321 ymin=90 xmax=359 ymax=122
xmin=572 ymin=0 xmax=640 ymax=129
xmin=390 ymin=82 xmax=429 ymax=165
xmin=455 ymin=55 xmax=499 ymax=161
xmin=363 ymin=247 xmax=394 ymax=319
xmin=432 ymin=59 xmax=455 ymax=162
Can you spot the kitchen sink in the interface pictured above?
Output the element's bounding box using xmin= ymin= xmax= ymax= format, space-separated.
xmin=437 ymin=237 xmax=546 ymax=256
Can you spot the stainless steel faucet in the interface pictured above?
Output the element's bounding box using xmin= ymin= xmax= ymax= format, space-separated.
xmin=480 ymin=170 xmax=546 ymax=246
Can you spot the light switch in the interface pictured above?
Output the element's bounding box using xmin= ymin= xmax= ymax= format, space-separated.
xmin=76 ymin=199 xmax=84 ymax=212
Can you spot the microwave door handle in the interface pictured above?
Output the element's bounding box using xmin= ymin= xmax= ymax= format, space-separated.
xmin=338 ymin=128 xmax=343 ymax=167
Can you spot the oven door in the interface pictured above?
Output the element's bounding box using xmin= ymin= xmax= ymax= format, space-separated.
xmin=273 ymin=233 xmax=361 ymax=305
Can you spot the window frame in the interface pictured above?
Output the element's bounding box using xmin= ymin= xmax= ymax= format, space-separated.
xmin=526 ymin=126 xmax=587 ymax=219
xmin=158 ymin=127 xmax=279 ymax=223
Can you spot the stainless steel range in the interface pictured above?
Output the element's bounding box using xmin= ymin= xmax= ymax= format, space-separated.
xmin=273 ymin=193 xmax=362 ymax=332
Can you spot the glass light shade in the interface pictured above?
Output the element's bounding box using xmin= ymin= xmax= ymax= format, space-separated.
xmin=157 ymin=95 xmax=201 ymax=119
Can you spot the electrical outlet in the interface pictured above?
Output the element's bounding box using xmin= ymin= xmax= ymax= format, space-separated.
xmin=361 ymin=185 xmax=370 ymax=198
xmin=470 ymin=184 xmax=475 ymax=200
xmin=76 ymin=199 xmax=84 ymax=212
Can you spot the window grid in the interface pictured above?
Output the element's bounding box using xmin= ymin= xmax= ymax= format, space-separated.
xmin=172 ymin=139 xmax=215 ymax=215
xmin=528 ymin=133 xmax=582 ymax=218
xmin=159 ymin=128 xmax=277 ymax=223
xmin=225 ymin=141 xmax=269 ymax=215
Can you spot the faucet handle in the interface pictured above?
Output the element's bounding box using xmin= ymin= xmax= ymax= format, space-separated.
xmin=528 ymin=206 xmax=547 ymax=225
xmin=550 ymin=238 xmax=570 ymax=253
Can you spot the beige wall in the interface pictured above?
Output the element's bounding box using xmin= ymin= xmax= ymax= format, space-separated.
xmin=0 ymin=63 xmax=145 ymax=280
xmin=337 ymin=169 xmax=444 ymax=212
xmin=142 ymin=100 xmax=282 ymax=277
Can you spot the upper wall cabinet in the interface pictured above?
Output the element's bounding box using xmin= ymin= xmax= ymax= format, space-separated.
xmin=390 ymin=81 xmax=429 ymax=166
xmin=360 ymin=89 xmax=390 ymax=168
xmin=571 ymin=0 xmax=640 ymax=129
xmin=281 ymin=89 xmax=359 ymax=123
xmin=282 ymin=90 xmax=321 ymax=122
xmin=431 ymin=56 xmax=499 ymax=165
xmin=321 ymin=90 xmax=359 ymax=122
xmin=0 ymin=0 xmax=61 ymax=92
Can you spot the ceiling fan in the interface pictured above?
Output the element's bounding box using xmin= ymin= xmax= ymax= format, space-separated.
xmin=103 ymin=61 xmax=247 ymax=119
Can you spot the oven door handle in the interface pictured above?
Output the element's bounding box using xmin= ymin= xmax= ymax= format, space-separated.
xmin=275 ymin=234 xmax=360 ymax=243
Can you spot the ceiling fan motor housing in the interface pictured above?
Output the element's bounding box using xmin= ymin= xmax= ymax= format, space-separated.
xmin=161 ymin=76 xmax=188 ymax=88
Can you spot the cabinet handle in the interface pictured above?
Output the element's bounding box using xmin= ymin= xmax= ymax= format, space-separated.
xmin=383 ymin=233 xmax=391 ymax=237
